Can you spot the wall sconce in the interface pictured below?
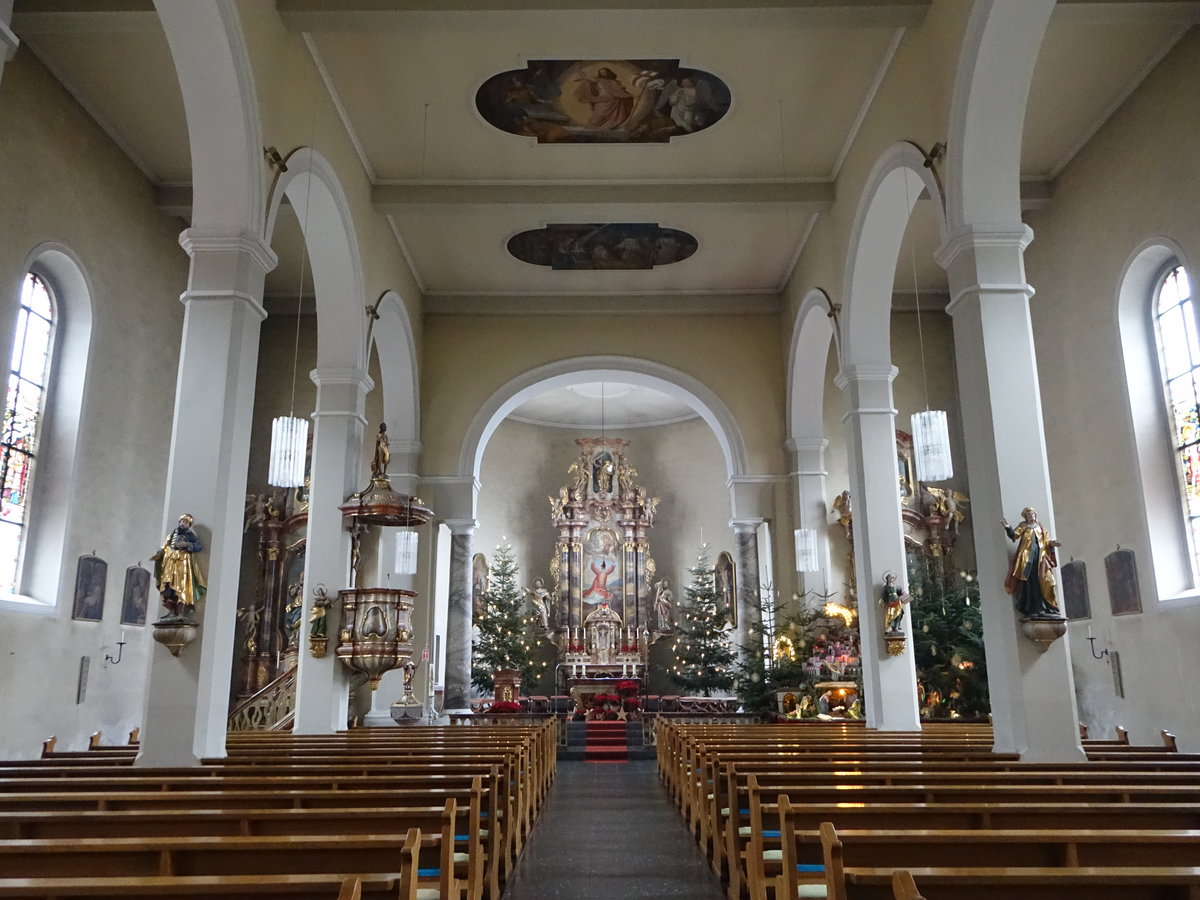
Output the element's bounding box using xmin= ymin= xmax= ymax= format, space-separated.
xmin=104 ymin=641 xmax=126 ymax=666
xmin=1086 ymin=624 xmax=1109 ymax=660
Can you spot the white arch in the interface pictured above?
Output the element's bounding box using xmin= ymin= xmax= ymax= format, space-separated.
xmin=370 ymin=290 xmax=420 ymax=444
xmin=16 ymin=243 xmax=93 ymax=608
xmin=1117 ymin=236 xmax=1200 ymax=599
xmin=945 ymin=0 xmax=1055 ymax=230
xmin=787 ymin=288 xmax=838 ymax=442
xmin=459 ymin=355 xmax=749 ymax=482
xmin=841 ymin=142 xmax=947 ymax=367
xmin=155 ymin=0 xmax=264 ymax=236
xmin=266 ymin=148 xmax=367 ymax=370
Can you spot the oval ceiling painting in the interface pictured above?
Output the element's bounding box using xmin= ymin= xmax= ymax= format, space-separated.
xmin=508 ymin=223 xmax=698 ymax=270
xmin=477 ymin=59 xmax=731 ymax=143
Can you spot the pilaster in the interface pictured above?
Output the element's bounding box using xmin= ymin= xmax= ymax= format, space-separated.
xmin=443 ymin=518 xmax=478 ymax=713
xmin=836 ymin=364 xmax=921 ymax=732
xmin=938 ymin=224 xmax=1084 ymax=761
xmin=788 ymin=438 xmax=833 ymax=595
xmin=729 ymin=519 xmax=764 ymax=655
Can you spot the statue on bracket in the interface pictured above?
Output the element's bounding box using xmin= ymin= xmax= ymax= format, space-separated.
xmin=153 ymin=513 xmax=205 ymax=620
xmin=524 ymin=577 xmax=552 ymax=630
xmin=1002 ymin=507 xmax=1063 ymax=619
xmin=881 ymin=571 xmax=911 ymax=633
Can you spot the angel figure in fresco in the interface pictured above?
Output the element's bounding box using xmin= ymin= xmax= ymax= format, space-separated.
xmin=152 ymin=513 xmax=206 ymax=620
xmin=655 ymin=76 xmax=721 ymax=132
xmin=1002 ymin=507 xmax=1063 ymax=618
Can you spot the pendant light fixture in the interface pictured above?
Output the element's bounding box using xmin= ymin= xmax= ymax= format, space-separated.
xmin=267 ymin=149 xmax=315 ymax=488
xmin=904 ymin=168 xmax=953 ymax=483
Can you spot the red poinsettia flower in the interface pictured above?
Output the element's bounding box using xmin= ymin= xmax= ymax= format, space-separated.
xmin=488 ymin=701 xmax=522 ymax=713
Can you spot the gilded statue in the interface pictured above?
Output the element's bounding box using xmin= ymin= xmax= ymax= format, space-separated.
xmin=881 ymin=571 xmax=911 ymax=633
xmin=152 ymin=513 xmax=206 ymax=620
xmin=371 ymin=422 xmax=390 ymax=481
xmin=832 ymin=490 xmax=853 ymax=536
xmin=1003 ymin=507 xmax=1062 ymax=618
xmin=309 ymin=585 xmax=330 ymax=640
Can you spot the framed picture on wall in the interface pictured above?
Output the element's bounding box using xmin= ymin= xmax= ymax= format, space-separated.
xmin=715 ymin=551 xmax=737 ymax=628
xmin=120 ymin=565 xmax=151 ymax=626
xmin=72 ymin=555 xmax=108 ymax=622
xmin=1105 ymin=548 xmax=1142 ymax=616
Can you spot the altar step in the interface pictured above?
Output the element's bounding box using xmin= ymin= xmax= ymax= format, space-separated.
xmin=559 ymin=721 xmax=655 ymax=761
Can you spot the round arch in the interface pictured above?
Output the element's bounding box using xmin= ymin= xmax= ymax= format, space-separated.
xmin=155 ymin=0 xmax=264 ymax=236
xmin=841 ymin=142 xmax=947 ymax=368
xmin=266 ymin=148 xmax=366 ymax=371
xmin=945 ymin=0 xmax=1055 ymax=230
xmin=787 ymin=288 xmax=838 ymax=442
xmin=369 ymin=290 xmax=420 ymax=444
xmin=459 ymin=356 xmax=749 ymax=483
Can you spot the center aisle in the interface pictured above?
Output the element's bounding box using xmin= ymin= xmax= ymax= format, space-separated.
xmin=501 ymin=759 xmax=725 ymax=899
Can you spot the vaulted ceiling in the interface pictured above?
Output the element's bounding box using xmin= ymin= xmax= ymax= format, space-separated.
xmin=11 ymin=1 xmax=1200 ymax=311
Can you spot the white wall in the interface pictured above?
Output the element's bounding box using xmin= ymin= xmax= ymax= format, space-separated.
xmin=0 ymin=48 xmax=188 ymax=758
xmin=1024 ymin=29 xmax=1200 ymax=749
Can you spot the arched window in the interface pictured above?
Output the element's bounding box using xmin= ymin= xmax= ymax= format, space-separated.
xmin=1152 ymin=264 xmax=1199 ymax=577
xmin=0 ymin=273 xmax=56 ymax=594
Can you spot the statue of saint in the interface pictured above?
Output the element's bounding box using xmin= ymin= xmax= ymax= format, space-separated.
xmin=283 ymin=578 xmax=304 ymax=648
xmin=523 ymin=577 xmax=551 ymax=629
xmin=152 ymin=514 xmax=206 ymax=620
xmin=309 ymin=585 xmax=330 ymax=640
xmin=881 ymin=570 xmax=911 ymax=633
xmin=653 ymin=578 xmax=674 ymax=631
xmin=1003 ymin=507 xmax=1062 ymax=618
xmin=371 ymin=423 xmax=390 ymax=481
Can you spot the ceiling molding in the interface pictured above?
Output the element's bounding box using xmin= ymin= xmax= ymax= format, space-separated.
xmin=301 ymin=32 xmax=377 ymax=183
xmin=777 ymin=211 xmax=819 ymax=292
xmin=508 ymin=410 xmax=700 ymax=430
xmin=373 ymin=181 xmax=835 ymax=209
xmin=424 ymin=292 xmax=782 ymax=316
xmin=277 ymin=1 xmax=931 ymax=31
xmin=11 ymin=2 xmax=157 ymax=34
xmin=1050 ymin=1 xmax=1200 ymax=24
xmin=830 ymin=25 xmax=904 ymax=180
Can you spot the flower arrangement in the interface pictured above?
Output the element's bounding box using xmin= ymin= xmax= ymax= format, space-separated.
xmin=488 ymin=700 xmax=522 ymax=714
xmin=615 ymin=679 xmax=640 ymax=695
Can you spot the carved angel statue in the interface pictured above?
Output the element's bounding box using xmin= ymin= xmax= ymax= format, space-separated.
xmin=244 ymin=493 xmax=271 ymax=532
xmin=832 ymin=490 xmax=853 ymax=536
xmin=922 ymin=485 xmax=971 ymax=532
xmin=618 ymin=461 xmax=637 ymax=499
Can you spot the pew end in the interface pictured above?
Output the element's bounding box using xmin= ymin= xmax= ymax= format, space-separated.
xmin=1115 ymin=725 xmax=1130 ymax=744
xmin=1079 ymin=723 xmax=1089 ymax=740
xmin=892 ymin=870 xmax=926 ymax=900
xmin=128 ymin=727 xmax=141 ymax=745
xmin=40 ymin=736 xmax=56 ymax=758
xmin=88 ymin=731 xmax=103 ymax=750
xmin=337 ymin=876 xmax=363 ymax=900
xmin=1163 ymin=730 xmax=1178 ymax=751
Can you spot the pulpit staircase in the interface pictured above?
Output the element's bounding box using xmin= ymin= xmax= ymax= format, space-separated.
xmin=227 ymin=665 xmax=296 ymax=731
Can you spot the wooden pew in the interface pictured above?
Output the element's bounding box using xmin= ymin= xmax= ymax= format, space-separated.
xmin=882 ymin=866 xmax=1200 ymax=900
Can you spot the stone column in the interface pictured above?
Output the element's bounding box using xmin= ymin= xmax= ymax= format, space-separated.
xmin=136 ymin=231 xmax=275 ymax=766
xmin=790 ymin=438 xmax=833 ymax=597
xmin=837 ymin=364 xmax=921 ymax=732
xmin=442 ymin=519 xmax=477 ymax=713
xmin=938 ymin=224 xmax=1084 ymax=761
xmin=730 ymin=520 xmax=763 ymax=657
xmin=292 ymin=367 xmax=372 ymax=734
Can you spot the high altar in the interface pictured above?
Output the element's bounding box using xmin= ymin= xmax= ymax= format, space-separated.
xmin=549 ymin=438 xmax=660 ymax=684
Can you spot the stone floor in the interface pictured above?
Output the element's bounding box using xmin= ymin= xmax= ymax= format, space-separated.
xmin=501 ymin=759 xmax=726 ymax=900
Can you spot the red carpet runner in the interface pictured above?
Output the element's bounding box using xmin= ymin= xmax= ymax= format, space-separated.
xmin=584 ymin=721 xmax=628 ymax=762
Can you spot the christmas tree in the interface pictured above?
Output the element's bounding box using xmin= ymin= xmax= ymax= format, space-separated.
xmin=670 ymin=544 xmax=736 ymax=696
xmin=471 ymin=540 xmax=546 ymax=693
xmin=908 ymin=558 xmax=989 ymax=719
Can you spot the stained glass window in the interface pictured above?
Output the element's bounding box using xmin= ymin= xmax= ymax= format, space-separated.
xmin=0 ymin=274 xmax=55 ymax=594
xmin=1153 ymin=265 xmax=1200 ymax=573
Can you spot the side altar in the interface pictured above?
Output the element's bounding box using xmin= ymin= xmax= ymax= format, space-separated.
xmin=548 ymin=438 xmax=662 ymax=684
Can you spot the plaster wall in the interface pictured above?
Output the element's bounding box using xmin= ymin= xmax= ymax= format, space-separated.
xmin=419 ymin=313 xmax=787 ymax=480
xmin=476 ymin=415 xmax=730 ymax=695
xmin=0 ymin=48 xmax=189 ymax=758
xmin=1023 ymin=28 xmax=1200 ymax=749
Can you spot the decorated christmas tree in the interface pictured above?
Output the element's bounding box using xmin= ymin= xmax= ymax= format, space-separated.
xmin=670 ymin=544 xmax=736 ymax=696
xmin=908 ymin=559 xmax=989 ymax=719
xmin=471 ymin=540 xmax=547 ymax=693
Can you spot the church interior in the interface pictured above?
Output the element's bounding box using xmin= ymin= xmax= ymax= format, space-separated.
xmin=0 ymin=1 xmax=1199 ymax=897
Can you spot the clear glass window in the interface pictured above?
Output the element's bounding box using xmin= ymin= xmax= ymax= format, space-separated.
xmin=0 ymin=274 xmax=55 ymax=593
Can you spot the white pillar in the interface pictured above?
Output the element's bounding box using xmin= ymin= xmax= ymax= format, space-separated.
xmin=938 ymin=225 xmax=1084 ymax=761
xmin=837 ymin=364 xmax=921 ymax=732
xmin=789 ymin=438 xmax=833 ymax=597
xmin=292 ymin=367 xmax=372 ymax=734
xmin=443 ymin=520 xmax=476 ymax=712
xmin=136 ymin=231 xmax=275 ymax=766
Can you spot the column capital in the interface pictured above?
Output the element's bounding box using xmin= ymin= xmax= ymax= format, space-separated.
xmin=834 ymin=363 xmax=898 ymax=391
xmin=729 ymin=518 xmax=765 ymax=534
xmin=179 ymin=290 xmax=267 ymax=321
xmin=934 ymin=223 xmax=1033 ymax=270
xmin=309 ymin=367 xmax=373 ymax=392
xmin=787 ymin=438 xmax=828 ymax=475
xmin=178 ymin=228 xmax=278 ymax=275
xmin=444 ymin=518 xmax=479 ymax=536
xmin=420 ymin=476 xmax=480 ymax=523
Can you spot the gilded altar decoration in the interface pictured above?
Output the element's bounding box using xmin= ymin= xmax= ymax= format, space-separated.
xmin=308 ymin=584 xmax=330 ymax=659
xmin=475 ymin=58 xmax=731 ymax=144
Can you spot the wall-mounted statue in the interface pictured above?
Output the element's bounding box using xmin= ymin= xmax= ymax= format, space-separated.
xmin=881 ymin=571 xmax=911 ymax=633
xmin=1002 ymin=507 xmax=1062 ymax=619
xmin=152 ymin=513 xmax=205 ymax=620
xmin=524 ymin=577 xmax=552 ymax=630
xmin=653 ymin=577 xmax=674 ymax=632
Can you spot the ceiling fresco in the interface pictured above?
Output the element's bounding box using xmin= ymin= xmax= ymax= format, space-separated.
xmin=507 ymin=223 xmax=699 ymax=270
xmin=476 ymin=59 xmax=731 ymax=144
